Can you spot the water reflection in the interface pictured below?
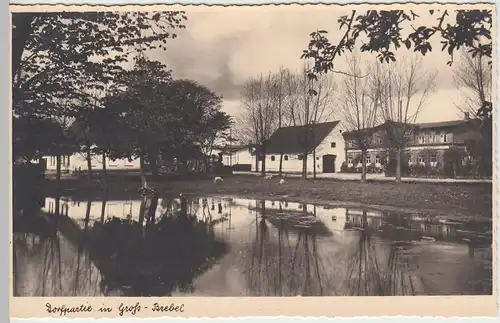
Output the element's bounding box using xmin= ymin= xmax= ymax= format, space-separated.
xmin=13 ymin=195 xmax=492 ymax=297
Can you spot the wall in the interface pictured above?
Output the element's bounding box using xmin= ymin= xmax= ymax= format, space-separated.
xmin=43 ymin=153 xmax=141 ymax=173
xmin=258 ymin=154 xmax=316 ymax=173
xmin=346 ymin=145 xmax=463 ymax=168
xmin=222 ymin=149 xmax=254 ymax=167
xmin=411 ymin=129 xmax=454 ymax=146
xmin=314 ymin=125 xmax=346 ymax=173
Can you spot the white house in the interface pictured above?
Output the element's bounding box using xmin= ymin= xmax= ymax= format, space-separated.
xmin=212 ymin=144 xmax=255 ymax=171
xmin=257 ymin=121 xmax=346 ymax=174
xmin=42 ymin=153 xmax=141 ymax=174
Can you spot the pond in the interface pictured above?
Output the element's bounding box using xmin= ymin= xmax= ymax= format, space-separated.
xmin=12 ymin=194 xmax=492 ymax=297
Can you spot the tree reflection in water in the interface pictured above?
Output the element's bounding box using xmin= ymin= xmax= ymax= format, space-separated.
xmin=244 ymin=202 xmax=333 ymax=296
xmin=89 ymin=195 xmax=228 ymax=296
xmin=13 ymin=196 xmax=101 ymax=296
xmin=342 ymin=211 xmax=420 ymax=296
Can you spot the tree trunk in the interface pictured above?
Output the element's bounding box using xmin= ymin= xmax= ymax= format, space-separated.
xmin=260 ymin=145 xmax=266 ymax=177
xmin=255 ymin=155 xmax=259 ymax=173
xmin=100 ymin=197 xmax=107 ymax=223
xmin=148 ymin=149 xmax=159 ymax=179
xmin=55 ymin=150 xmax=61 ymax=186
xmin=395 ymin=147 xmax=402 ymax=183
xmin=101 ymin=151 xmax=107 ymax=189
xmin=313 ymin=149 xmax=317 ymax=180
xmin=302 ymin=153 xmax=308 ymax=179
xmin=279 ymin=153 xmax=284 ymax=176
xmin=12 ymin=14 xmax=34 ymax=80
xmin=54 ymin=194 xmax=61 ymax=217
xmin=361 ymin=149 xmax=367 ymax=183
xmin=204 ymin=156 xmax=210 ymax=173
xmin=86 ymin=145 xmax=93 ymax=185
xmin=138 ymin=197 xmax=147 ymax=225
xmin=147 ymin=196 xmax=159 ymax=225
xmin=139 ymin=148 xmax=147 ymax=188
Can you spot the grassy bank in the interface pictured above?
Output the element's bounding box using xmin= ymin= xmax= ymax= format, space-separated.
xmin=35 ymin=173 xmax=493 ymax=219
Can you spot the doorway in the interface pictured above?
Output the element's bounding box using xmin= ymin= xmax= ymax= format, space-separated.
xmin=322 ymin=154 xmax=336 ymax=173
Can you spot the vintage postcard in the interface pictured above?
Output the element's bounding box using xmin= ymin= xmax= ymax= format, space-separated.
xmin=9 ymin=2 xmax=497 ymax=319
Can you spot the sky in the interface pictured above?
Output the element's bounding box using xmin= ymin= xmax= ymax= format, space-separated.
xmin=143 ymin=5 xmax=491 ymax=124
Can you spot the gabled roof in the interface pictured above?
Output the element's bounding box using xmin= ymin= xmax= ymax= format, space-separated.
xmin=414 ymin=119 xmax=480 ymax=129
xmin=264 ymin=121 xmax=340 ymax=155
xmin=342 ymin=119 xmax=479 ymax=138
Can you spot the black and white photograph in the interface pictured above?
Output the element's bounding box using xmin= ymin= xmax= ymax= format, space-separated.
xmin=10 ymin=2 xmax=494 ymax=311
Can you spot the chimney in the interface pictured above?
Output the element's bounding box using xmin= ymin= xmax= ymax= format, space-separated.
xmin=464 ymin=112 xmax=470 ymax=120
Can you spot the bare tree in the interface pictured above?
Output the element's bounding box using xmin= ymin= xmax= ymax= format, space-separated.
xmin=378 ymin=56 xmax=437 ymax=182
xmin=453 ymin=48 xmax=492 ymax=116
xmin=237 ymin=73 xmax=279 ymax=177
xmin=340 ymin=56 xmax=382 ymax=182
xmin=273 ymin=67 xmax=297 ymax=176
xmin=289 ymin=64 xmax=337 ymax=179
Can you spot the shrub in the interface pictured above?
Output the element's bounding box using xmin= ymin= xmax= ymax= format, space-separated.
xmin=385 ymin=152 xmax=410 ymax=177
xmin=366 ymin=163 xmax=378 ymax=174
xmin=443 ymin=147 xmax=466 ymax=178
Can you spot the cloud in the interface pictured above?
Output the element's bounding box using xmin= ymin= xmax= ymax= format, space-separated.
xmin=144 ymin=6 xmax=482 ymax=122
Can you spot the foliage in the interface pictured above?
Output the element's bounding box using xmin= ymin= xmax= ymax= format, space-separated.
xmin=13 ymin=11 xmax=187 ymax=116
xmin=443 ymin=147 xmax=467 ymax=178
xmin=302 ymin=9 xmax=492 ymax=79
xmin=13 ymin=115 xmax=76 ymax=162
xmin=385 ymin=150 xmax=410 ymax=177
xmin=104 ymin=59 xmax=231 ymax=169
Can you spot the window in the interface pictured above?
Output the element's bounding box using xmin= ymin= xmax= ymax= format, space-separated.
xmin=284 ymin=155 xmax=289 ymax=161
xmin=316 ymin=157 xmax=319 ymax=160
xmin=347 ymin=156 xmax=353 ymax=164
xmin=270 ymin=156 xmax=275 ymax=161
xmin=330 ymin=142 xmax=336 ymax=148
xmin=417 ymin=154 xmax=425 ymax=164
xmin=430 ymin=154 xmax=438 ymax=165
xmin=375 ymin=155 xmax=380 ymax=164
xmin=443 ymin=134 xmax=447 ymax=143
xmin=408 ymin=156 xmax=413 ymax=164
xmin=365 ymin=156 xmax=371 ymax=165
xmin=298 ymin=155 xmax=303 ymax=160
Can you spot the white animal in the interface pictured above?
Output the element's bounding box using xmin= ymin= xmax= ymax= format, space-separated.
xmin=279 ymin=178 xmax=285 ymax=185
xmin=214 ymin=176 xmax=224 ymax=184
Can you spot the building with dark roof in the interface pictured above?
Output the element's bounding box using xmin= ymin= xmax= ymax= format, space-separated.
xmin=342 ymin=115 xmax=482 ymax=170
xmin=256 ymin=121 xmax=345 ymax=173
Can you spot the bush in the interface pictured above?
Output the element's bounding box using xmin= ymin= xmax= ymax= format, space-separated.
xmin=340 ymin=162 xmax=349 ymax=173
xmin=385 ymin=154 xmax=410 ymax=177
xmin=340 ymin=162 xmax=358 ymax=173
xmin=366 ymin=163 xmax=378 ymax=174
